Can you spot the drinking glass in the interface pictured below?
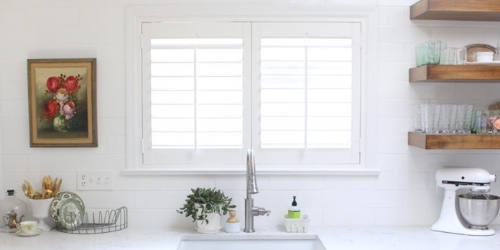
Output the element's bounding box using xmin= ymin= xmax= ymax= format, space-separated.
xmin=473 ymin=110 xmax=488 ymax=134
xmin=438 ymin=104 xmax=452 ymax=133
xmin=427 ymin=41 xmax=441 ymax=65
xmin=456 ymin=48 xmax=466 ymax=64
xmin=421 ymin=104 xmax=439 ymax=134
xmin=415 ymin=44 xmax=427 ymax=66
xmin=462 ymin=105 xmax=474 ymax=133
xmin=450 ymin=105 xmax=458 ymax=133
xmin=455 ymin=105 xmax=465 ymax=133
xmin=413 ymin=104 xmax=424 ymax=132
xmin=440 ymin=46 xmax=449 ymax=65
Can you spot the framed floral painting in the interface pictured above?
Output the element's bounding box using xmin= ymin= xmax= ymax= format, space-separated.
xmin=27 ymin=58 xmax=97 ymax=147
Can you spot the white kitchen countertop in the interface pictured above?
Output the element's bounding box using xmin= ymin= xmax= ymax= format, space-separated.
xmin=1 ymin=225 xmax=500 ymax=250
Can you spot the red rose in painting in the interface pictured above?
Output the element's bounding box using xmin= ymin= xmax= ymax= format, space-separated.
xmin=64 ymin=75 xmax=80 ymax=94
xmin=46 ymin=76 xmax=61 ymax=93
xmin=43 ymin=99 xmax=60 ymax=120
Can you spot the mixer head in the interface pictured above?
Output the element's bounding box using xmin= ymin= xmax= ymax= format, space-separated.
xmin=435 ymin=167 xmax=496 ymax=191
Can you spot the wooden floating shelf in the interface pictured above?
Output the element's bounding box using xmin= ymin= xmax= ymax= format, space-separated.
xmin=409 ymin=65 xmax=500 ymax=82
xmin=408 ymin=132 xmax=500 ymax=149
xmin=411 ymin=0 xmax=500 ymax=21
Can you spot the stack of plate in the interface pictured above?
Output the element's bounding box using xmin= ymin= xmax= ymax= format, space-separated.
xmin=49 ymin=192 xmax=85 ymax=230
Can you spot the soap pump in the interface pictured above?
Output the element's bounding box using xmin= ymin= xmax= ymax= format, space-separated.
xmin=287 ymin=196 xmax=301 ymax=219
xmin=225 ymin=210 xmax=240 ymax=233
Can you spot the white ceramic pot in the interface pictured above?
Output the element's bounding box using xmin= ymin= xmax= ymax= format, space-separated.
xmin=195 ymin=204 xmax=221 ymax=233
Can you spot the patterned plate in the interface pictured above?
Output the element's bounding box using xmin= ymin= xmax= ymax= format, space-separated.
xmin=58 ymin=197 xmax=85 ymax=230
xmin=49 ymin=192 xmax=85 ymax=230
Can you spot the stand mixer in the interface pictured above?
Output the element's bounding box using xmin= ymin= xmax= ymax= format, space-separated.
xmin=432 ymin=167 xmax=497 ymax=236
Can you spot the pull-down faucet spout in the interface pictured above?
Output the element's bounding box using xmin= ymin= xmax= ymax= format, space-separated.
xmin=247 ymin=149 xmax=258 ymax=196
xmin=244 ymin=149 xmax=271 ymax=233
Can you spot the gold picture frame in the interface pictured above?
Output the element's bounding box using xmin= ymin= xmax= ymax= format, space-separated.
xmin=27 ymin=58 xmax=97 ymax=147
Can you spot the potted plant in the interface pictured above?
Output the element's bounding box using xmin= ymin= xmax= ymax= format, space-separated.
xmin=177 ymin=187 xmax=236 ymax=233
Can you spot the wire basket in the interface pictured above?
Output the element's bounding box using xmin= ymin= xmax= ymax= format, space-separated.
xmin=55 ymin=206 xmax=128 ymax=234
xmin=284 ymin=214 xmax=310 ymax=233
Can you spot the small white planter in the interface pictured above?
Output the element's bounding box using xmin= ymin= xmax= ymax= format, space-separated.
xmin=195 ymin=204 xmax=222 ymax=233
xmin=196 ymin=213 xmax=221 ymax=233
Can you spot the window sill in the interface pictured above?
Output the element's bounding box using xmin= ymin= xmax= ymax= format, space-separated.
xmin=121 ymin=166 xmax=380 ymax=176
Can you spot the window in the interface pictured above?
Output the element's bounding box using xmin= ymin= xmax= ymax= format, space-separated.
xmin=134 ymin=21 xmax=362 ymax=170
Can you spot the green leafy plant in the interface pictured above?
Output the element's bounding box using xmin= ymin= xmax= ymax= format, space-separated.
xmin=177 ymin=187 xmax=236 ymax=224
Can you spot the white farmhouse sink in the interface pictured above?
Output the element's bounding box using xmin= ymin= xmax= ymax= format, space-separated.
xmin=177 ymin=234 xmax=327 ymax=250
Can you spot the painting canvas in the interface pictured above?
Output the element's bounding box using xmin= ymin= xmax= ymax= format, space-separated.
xmin=28 ymin=58 xmax=97 ymax=147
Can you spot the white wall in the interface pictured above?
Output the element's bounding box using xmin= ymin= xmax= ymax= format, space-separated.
xmin=1 ymin=0 xmax=500 ymax=230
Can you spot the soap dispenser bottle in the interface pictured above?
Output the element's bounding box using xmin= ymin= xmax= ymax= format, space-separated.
xmin=225 ymin=210 xmax=240 ymax=233
xmin=287 ymin=196 xmax=301 ymax=219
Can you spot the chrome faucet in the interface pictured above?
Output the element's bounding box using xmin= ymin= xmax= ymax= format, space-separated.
xmin=244 ymin=149 xmax=271 ymax=233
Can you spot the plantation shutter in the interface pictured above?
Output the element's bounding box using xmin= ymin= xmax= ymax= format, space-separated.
xmin=252 ymin=23 xmax=361 ymax=165
xmin=141 ymin=23 xmax=251 ymax=166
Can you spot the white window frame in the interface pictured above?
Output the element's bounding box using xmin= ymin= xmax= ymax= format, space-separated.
xmin=124 ymin=4 xmax=379 ymax=175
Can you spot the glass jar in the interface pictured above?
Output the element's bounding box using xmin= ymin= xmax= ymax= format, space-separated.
xmin=0 ymin=190 xmax=28 ymax=231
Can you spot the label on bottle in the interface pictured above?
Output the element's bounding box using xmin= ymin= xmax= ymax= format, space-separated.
xmin=287 ymin=210 xmax=301 ymax=219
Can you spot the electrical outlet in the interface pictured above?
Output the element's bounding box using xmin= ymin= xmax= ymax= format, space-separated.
xmin=77 ymin=171 xmax=113 ymax=190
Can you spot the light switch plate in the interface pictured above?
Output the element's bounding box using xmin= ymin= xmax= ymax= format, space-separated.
xmin=77 ymin=171 xmax=113 ymax=190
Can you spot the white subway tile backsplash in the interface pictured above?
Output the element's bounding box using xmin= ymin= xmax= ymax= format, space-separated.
xmin=1 ymin=118 xmax=29 ymax=137
xmin=376 ymin=171 xmax=429 ymax=190
xmin=57 ymin=26 xmax=107 ymax=45
xmin=106 ymin=26 xmax=125 ymax=44
xmin=324 ymin=208 xmax=376 ymax=226
xmin=379 ymin=26 xmax=406 ymax=44
xmin=115 ymin=175 xmax=216 ymax=191
xmin=78 ymin=191 xmax=135 ymax=209
xmin=101 ymin=100 xmax=126 ymax=118
xmin=2 ymin=154 xmax=29 ymax=173
xmin=406 ymin=153 xmax=457 ymax=172
xmin=409 ymin=84 xmax=457 ymax=100
xmin=2 ymin=134 xmax=29 ymax=154
xmin=379 ymin=0 xmax=417 ymax=7
xmin=105 ymin=62 xmax=125 ymax=82
xmin=0 ymin=62 xmax=24 ymax=82
xmin=214 ymin=175 xmax=246 ymax=191
xmin=79 ymin=7 xmax=125 ymax=26
xmin=376 ymin=154 xmax=407 ymax=171
xmin=268 ymin=176 xmax=325 ymax=190
xmin=456 ymin=83 xmax=500 ymax=100
xmin=323 ymin=176 xmax=378 ymax=190
xmin=378 ymin=7 xmax=410 ymax=26
xmin=374 ymin=189 xmax=406 ymax=208
xmin=378 ymin=99 xmax=412 ymax=117
xmin=377 ymin=117 xmax=409 ymax=136
xmin=99 ymin=117 xmax=126 ymax=136
xmin=105 ymin=136 xmax=126 ymax=154
xmin=378 ymin=62 xmax=410 ymax=81
xmin=99 ymin=44 xmax=125 ymax=63
xmin=378 ymin=44 xmax=405 ymax=62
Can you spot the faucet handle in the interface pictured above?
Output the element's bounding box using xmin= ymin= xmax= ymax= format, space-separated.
xmin=265 ymin=209 xmax=271 ymax=216
xmin=256 ymin=207 xmax=271 ymax=216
